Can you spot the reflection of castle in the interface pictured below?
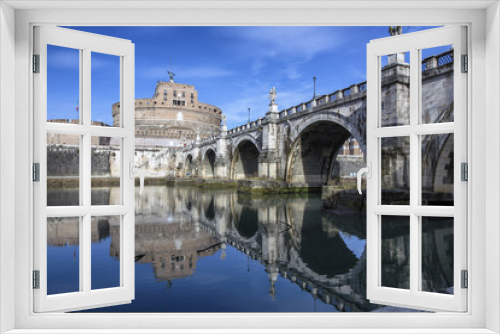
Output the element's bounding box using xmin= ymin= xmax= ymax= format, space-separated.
xmin=47 ymin=216 xmax=111 ymax=246
xmin=112 ymin=221 xmax=221 ymax=281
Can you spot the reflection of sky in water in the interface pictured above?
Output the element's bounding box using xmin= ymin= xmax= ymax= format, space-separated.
xmin=339 ymin=231 xmax=365 ymax=258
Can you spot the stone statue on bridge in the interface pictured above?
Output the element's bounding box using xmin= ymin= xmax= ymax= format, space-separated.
xmin=268 ymin=87 xmax=277 ymax=106
xmin=222 ymin=114 xmax=227 ymax=126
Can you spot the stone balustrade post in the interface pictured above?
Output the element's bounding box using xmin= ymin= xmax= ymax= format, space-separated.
xmin=426 ymin=56 xmax=438 ymax=70
xmin=337 ymin=90 xmax=344 ymax=100
xmin=350 ymin=84 xmax=359 ymax=95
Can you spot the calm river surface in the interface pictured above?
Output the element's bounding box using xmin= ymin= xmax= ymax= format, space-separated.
xmin=46 ymin=186 xmax=433 ymax=312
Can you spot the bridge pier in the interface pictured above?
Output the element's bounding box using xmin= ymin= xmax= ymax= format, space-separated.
xmin=258 ymin=100 xmax=281 ymax=179
xmin=215 ymin=123 xmax=229 ymax=179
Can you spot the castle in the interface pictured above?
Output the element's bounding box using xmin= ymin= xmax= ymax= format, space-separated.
xmin=112 ymin=77 xmax=222 ymax=148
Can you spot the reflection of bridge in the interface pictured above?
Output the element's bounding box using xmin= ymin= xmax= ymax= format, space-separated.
xmin=176 ymin=51 xmax=454 ymax=197
xmin=134 ymin=186 xmax=379 ymax=311
xmin=47 ymin=186 xmax=454 ymax=311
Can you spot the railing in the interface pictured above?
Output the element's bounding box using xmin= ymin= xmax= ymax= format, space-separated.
xmin=422 ymin=49 xmax=454 ymax=71
xmin=189 ymin=50 xmax=454 ymax=147
xmin=226 ymin=116 xmax=265 ymax=136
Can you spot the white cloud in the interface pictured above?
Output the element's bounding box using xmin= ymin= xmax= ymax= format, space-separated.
xmin=226 ymin=26 xmax=344 ymax=61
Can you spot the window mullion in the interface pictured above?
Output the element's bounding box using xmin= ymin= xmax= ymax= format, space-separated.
xmin=82 ymin=48 xmax=92 ymax=294
xmin=409 ymin=47 xmax=420 ymax=294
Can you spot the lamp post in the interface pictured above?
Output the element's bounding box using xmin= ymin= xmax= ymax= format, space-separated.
xmin=248 ymin=107 xmax=251 ymax=124
xmin=313 ymin=76 xmax=317 ymax=99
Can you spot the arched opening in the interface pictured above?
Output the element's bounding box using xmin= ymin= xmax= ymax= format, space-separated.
xmin=422 ymin=133 xmax=454 ymax=206
xmin=286 ymin=121 xmax=364 ymax=186
xmin=202 ymin=195 xmax=216 ymax=220
xmin=284 ymin=196 xmax=359 ymax=277
xmin=233 ymin=206 xmax=259 ymax=239
xmin=298 ymin=199 xmax=359 ymax=277
xmin=231 ymin=140 xmax=259 ymax=180
xmin=184 ymin=154 xmax=193 ymax=176
xmin=202 ymin=149 xmax=216 ymax=179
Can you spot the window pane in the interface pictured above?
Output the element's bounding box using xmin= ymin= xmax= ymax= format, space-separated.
xmin=91 ymin=216 xmax=121 ymax=290
xmin=422 ymin=133 xmax=454 ymax=206
xmin=381 ymin=215 xmax=410 ymax=289
xmin=47 ymin=45 xmax=80 ymax=123
xmin=380 ymin=52 xmax=410 ymax=127
xmin=47 ymin=217 xmax=80 ymax=295
xmin=91 ymin=52 xmax=120 ymax=127
xmin=381 ymin=137 xmax=410 ymax=205
xmin=421 ymin=45 xmax=454 ymax=124
xmin=91 ymin=137 xmax=121 ymax=205
xmin=47 ymin=133 xmax=80 ymax=206
xmin=421 ymin=217 xmax=454 ymax=294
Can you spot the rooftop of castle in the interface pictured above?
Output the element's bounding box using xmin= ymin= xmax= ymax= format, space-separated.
xmin=112 ymin=78 xmax=222 ymax=115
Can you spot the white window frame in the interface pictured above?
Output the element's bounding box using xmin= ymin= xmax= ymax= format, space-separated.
xmin=366 ymin=26 xmax=467 ymax=312
xmin=0 ymin=2 xmax=499 ymax=333
xmin=33 ymin=25 xmax=136 ymax=313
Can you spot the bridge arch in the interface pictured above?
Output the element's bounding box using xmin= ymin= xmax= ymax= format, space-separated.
xmin=184 ymin=154 xmax=194 ymax=176
xmin=288 ymin=111 xmax=365 ymax=154
xmin=231 ymin=136 xmax=261 ymax=180
xmin=285 ymin=112 xmax=365 ymax=185
xmin=201 ymin=147 xmax=216 ymax=179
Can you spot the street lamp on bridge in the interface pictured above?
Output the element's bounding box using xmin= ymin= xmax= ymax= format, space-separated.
xmin=313 ymin=76 xmax=317 ymax=99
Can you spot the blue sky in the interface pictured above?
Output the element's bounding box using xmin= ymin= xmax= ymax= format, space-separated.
xmin=48 ymin=26 xmax=443 ymax=129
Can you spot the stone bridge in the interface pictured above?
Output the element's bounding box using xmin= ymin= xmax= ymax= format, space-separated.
xmin=175 ymin=50 xmax=455 ymax=193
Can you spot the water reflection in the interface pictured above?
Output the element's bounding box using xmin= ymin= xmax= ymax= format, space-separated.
xmin=46 ymin=186 xmax=453 ymax=312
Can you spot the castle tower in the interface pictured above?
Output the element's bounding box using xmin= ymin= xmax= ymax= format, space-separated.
xmin=112 ymin=79 xmax=222 ymax=148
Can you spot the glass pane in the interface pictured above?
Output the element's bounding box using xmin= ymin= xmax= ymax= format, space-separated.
xmin=422 ymin=133 xmax=454 ymax=206
xmin=47 ymin=45 xmax=80 ymax=123
xmin=380 ymin=51 xmax=410 ymax=127
xmin=91 ymin=52 xmax=120 ymax=127
xmin=381 ymin=137 xmax=410 ymax=205
xmin=421 ymin=45 xmax=454 ymax=124
xmin=91 ymin=137 xmax=121 ymax=205
xmin=421 ymin=217 xmax=454 ymax=294
xmin=47 ymin=133 xmax=80 ymax=206
xmin=47 ymin=217 xmax=80 ymax=295
xmin=91 ymin=216 xmax=121 ymax=290
xmin=381 ymin=215 xmax=410 ymax=289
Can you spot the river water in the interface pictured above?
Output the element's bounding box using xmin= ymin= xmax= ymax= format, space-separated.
xmin=47 ymin=186 xmax=451 ymax=312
